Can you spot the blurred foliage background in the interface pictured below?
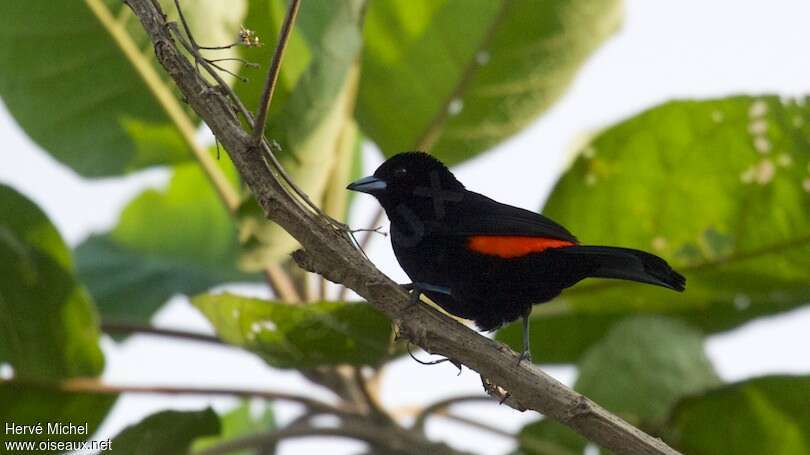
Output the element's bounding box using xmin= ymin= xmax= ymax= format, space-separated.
xmin=1 ymin=0 xmax=809 ymax=454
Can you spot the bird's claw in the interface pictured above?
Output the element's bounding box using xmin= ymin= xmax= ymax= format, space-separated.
xmin=517 ymin=349 xmax=532 ymax=367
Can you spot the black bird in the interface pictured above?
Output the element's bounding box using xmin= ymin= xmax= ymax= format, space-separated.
xmin=348 ymin=152 xmax=685 ymax=362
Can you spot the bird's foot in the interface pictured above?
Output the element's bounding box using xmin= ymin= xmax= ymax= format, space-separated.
xmin=517 ymin=349 xmax=532 ymax=367
xmin=400 ymin=283 xmax=421 ymax=305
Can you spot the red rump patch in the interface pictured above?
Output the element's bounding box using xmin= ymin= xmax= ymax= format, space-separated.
xmin=467 ymin=235 xmax=575 ymax=258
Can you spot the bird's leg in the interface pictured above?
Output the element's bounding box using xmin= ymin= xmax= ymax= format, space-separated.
xmin=401 ymin=282 xmax=451 ymax=306
xmin=400 ymin=283 xmax=422 ymax=305
xmin=517 ymin=310 xmax=532 ymax=365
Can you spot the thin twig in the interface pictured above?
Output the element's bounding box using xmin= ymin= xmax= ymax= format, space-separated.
xmin=100 ymin=321 xmax=225 ymax=345
xmin=169 ymin=5 xmax=301 ymax=303
xmin=208 ymin=57 xmax=260 ymax=68
xmin=353 ymin=367 xmax=395 ymax=424
xmin=251 ymin=0 xmax=302 ymax=145
xmin=388 ymin=405 xmax=515 ymax=440
xmin=198 ymin=43 xmax=241 ymax=50
xmin=440 ymin=412 xmax=516 ymax=440
xmin=2 ymin=378 xmax=359 ymax=417
xmin=338 ymin=211 xmax=387 ymax=300
xmin=170 ymin=20 xmax=351 ymax=234
xmin=194 ymin=419 xmax=467 ymax=455
xmin=413 ymin=395 xmax=495 ymax=431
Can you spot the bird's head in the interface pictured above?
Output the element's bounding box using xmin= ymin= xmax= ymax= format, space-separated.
xmin=347 ymin=152 xmax=464 ymax=215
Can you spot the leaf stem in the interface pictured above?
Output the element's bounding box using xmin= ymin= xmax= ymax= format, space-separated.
xmin=412 ymin=0 xmax=510 ymax=152
xmin=264 ymin=263 xmax=302 ymax=302
xmin=100 ymin=320 xmax=225 ymax=345
xmin=251 ymin=0 xmax=302 ymax=145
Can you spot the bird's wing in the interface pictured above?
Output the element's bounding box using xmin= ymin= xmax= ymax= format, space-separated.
xmin=443 ymin=191 xmax=578 ymax=243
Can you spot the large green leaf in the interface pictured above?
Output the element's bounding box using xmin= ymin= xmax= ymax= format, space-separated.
xmin=574 ymin=317 xmax=720 ymax=428
xmin=109 ymin=408 xmax=220 ymax=455
xmin=193 ymin=402 xmax=275 ymax=455
xmin=0 ymin=184 xmax=71 ymax=270
xmin=666 ymin=376 xmax=810 ymax=455
xmin=0 ymin=184 xmax=104 ymax=380
xmin=192 ymin=294 xmax=392 ymax=368
xmin=498 ymin=95 xmax=810 ymax=363
xmin=0 ymin=384 xmax=116 ymax=454
xmin=357 ymin=0 xmax=622 ymax=163
xmin=0 ymin=0 xmax=244 ymax=176
xmin=76 ymin=161 xmax=258 ymax=325
xmin=237 ymin=0 xmax=365 ymax=268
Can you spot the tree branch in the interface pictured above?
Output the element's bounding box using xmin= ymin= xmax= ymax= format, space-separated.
xmin=353 ymin=367 xmax=394 ymax=424
xmin=251 ymin=0 xmax=301 ymax=145
xmin=2 ymin=378 xmax=358 ymax=418
xmin=194 ymin=419 xmax=467 ymax=455
xmin=123 ymin=2 xmax=681 ymax=453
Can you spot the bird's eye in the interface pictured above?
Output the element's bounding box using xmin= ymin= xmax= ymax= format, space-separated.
xmin=393 ymin=167 xmax=408 ymax=179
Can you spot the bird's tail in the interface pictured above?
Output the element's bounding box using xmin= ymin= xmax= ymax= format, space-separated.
xmin=563 ymin=245 xmax=686 ymax=291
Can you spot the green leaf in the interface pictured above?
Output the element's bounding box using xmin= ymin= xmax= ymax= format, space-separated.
xmin=237 ymin=0 xmax=365 ymax=268
xmin=518 ymin=419 xmax=587 ymax=455
xmin=357 ymin=0 xmax=622 ymax=163
xmin=0 ymin=184 xmax=104 ymax=379
xmin=76 ymin=161 xmax=258 ymax=325
xmin=498 ymin=95 xmax=810 ymax=363
xmin=110 ymin=408 xmax=220 ymax=455
xmin=193 ymin=402 xmax=275 ymax=455
xmin=0 ymin=383 xmax=116 ymax=453
xmin=192 ymin=294 xmax=392 ymax=368
xmin=0 ymin=0 xmax=244 ymax=176
xmin=574 ymin=317 xmax=720 ymax=428
xmin=667 ymin=375 xmax=810 ymax=455
xmin=0 ymin=184 xmax=71 ymax=270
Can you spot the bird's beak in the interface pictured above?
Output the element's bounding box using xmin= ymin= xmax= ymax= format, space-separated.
xmin=347 ymin=175 xmax=387 ymax=194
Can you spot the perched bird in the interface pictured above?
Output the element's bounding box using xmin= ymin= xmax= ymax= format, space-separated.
xmin=348 ymin=152 xmax=685 ymax=362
